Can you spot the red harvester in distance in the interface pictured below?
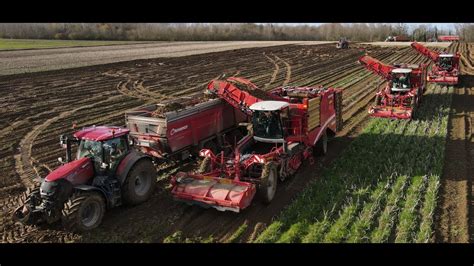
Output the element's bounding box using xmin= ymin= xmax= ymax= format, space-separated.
xmin=170 ymin=77 xmax=343 ymax=212
xmin=411 ymin=42 xmax=460 ymax=85
xmin=438 ymin=35 xmax=460 ymax=42
xmin=358 ymin=55 xmax=427 ymax=119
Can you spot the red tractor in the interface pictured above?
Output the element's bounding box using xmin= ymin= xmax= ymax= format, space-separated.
xmin=170 ymin=77 xmax=343 ymax=212
xmin=336 ymin=38 xmax=349 ymax=49
xmin=13 ymin=126 xmax=156 ymax=232
xmin=411 ymin=42 xmax=460 ymax=85
xmin=358 ymin=55 xmax=427 ymax=120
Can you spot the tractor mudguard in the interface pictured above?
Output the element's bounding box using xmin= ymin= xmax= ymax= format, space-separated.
xmin=115 ymin=150 xmax=151 ymax=185
xmin=73 ymin=184 xmax=109 ymax=206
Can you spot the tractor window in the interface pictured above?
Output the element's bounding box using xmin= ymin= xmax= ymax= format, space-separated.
xmin=77 ymin=140 xmax=103 ymax=160
xmin=252 ymin=110 xmax=284 ymax=140
xmin=103 ymin=137 xmax=128 ymax=170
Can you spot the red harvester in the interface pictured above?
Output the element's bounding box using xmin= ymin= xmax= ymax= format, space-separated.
xmin=170 ymin=77 xmax=343 ymax=212
xmin=359 ymin=55 xmax=427 ymax=120
xmin=437 ymin=35 xmax=460 ymax=42
xmin=411 ymin=42 xmax=460 ymax=85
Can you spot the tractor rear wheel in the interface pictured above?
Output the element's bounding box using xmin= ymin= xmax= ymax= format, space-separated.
xmin=122 ymin=159 xmax=156 ymax=205
xmin=62 ymin=191 xmax=105 ymax=232
xmin=258 ymin=162 xmax=278 ymax=204
xmin=314 ymin=130 xmax=328 ymax=156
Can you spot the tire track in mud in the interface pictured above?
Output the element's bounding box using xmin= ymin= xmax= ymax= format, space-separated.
xmin=263 ymin=53 xmax=279 ymax=88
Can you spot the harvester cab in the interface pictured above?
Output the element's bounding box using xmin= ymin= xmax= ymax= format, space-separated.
xmin=250 ymin=101 xmax=290 ymax=143
xmin=438 ymin=54 xmax=454 ymax=71
xmin=13 ymin=126 xmax=156 ymax=232
xmin=390 ymin=68 xmax=412 ymax=93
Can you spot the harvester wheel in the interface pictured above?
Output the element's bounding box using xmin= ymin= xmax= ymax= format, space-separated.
xmin=314 ymin=130 xmax=328 ymax=156
xmin=122 ymin=159 xmax=156 ymax=205
xmin=12 ymin=186 xmax=41 ymax=225
xmin=197 ymin=157 xmax=211 ymax=174
xmin=374 ymin=95 xmax=382 ymax=106
xmin=62 ymin=191 xmax=105 ymax=232
xmin=258 ymin=162 xmax=278 ymax=204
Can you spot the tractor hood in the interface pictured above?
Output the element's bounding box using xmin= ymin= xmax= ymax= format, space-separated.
xmin=45 ymin=157 xmax=94 ymax=185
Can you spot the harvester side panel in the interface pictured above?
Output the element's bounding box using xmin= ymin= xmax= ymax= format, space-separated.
xmin=307 ymin=97 xmax=321 ymax=131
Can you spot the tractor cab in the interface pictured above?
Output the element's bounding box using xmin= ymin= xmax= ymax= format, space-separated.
xmin=390 ymin=68 xmax=412 ymax=92
xmin=438 ymin=54 xmax=454 ymax=70
xmin=60 ymin=126 xmax=130 ymax=174
xmin=250 ymin=101 xmax=290 ymax=143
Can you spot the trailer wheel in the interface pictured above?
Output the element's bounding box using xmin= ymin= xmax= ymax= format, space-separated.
xmin=122 ymin=159 xmax=156 ymax=205
xmin=258 ymin=162 xmax=278 ymax=204
xmin=62 ymin=191 xmax=105 ymax=232
xmin=197 ymin=157 xmax=211 ymax=174
xmin=314 ymin=130 xmax=328 ymax=156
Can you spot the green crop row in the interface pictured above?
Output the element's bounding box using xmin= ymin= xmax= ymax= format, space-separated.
xmin=254 ymin=84 xmax=453 ymax=243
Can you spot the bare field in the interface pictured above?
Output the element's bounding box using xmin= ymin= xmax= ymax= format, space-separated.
xmin=0 ymin=41 xmax=333 ymax=76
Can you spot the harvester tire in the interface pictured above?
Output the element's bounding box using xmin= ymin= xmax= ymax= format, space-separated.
xmin=374 ymin=95 xmax=381 ymax=106
xmin=258 ymin=162 xmax=278 ymax=204
xmin=122 ymin=159 xmax=156 ymax=205
xmin=314 ymin=130 xmax=328 ymax=156
xmin=62 ymin=191 xmax=105 ymax=232
xmin=197 ymin=157 xmax=211 ymax=174
xmin=410 ymin=96 xmax=417 ymax=119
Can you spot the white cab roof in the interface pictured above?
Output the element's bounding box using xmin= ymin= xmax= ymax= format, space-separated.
xmin=439 ymin=54 xmax=454 ymax=58
xmin=392 ymin=68 xmax=412 ymax=74
xmin=250 ymin=101 xmax=289 ymax=111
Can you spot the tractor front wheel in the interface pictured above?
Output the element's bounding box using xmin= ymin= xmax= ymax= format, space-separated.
xmin=12 ymin=186 xmax=41 ymax=225
xmin=258 ymin=162 xmax=278 ymax=204
xmin=62 ymin=191 xmax=105 ymax=232
xmin=122 ymin=159 xmax=156 ymax=205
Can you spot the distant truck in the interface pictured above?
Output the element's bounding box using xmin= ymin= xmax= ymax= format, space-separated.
xmin=385 ymin=35 xmax=410 ymax=42
xmin=438 ymin=35 xmax=460 ymax=42
xmin=125 ymin=93 xmax=247 ymax=162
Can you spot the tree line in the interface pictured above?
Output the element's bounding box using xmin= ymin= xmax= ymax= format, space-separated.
xmin=0 ymin=23 xmax=471 ymax=42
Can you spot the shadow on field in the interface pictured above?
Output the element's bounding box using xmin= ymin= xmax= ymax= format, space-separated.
xmin=433 ymin=74 xmax=473 ymax=243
